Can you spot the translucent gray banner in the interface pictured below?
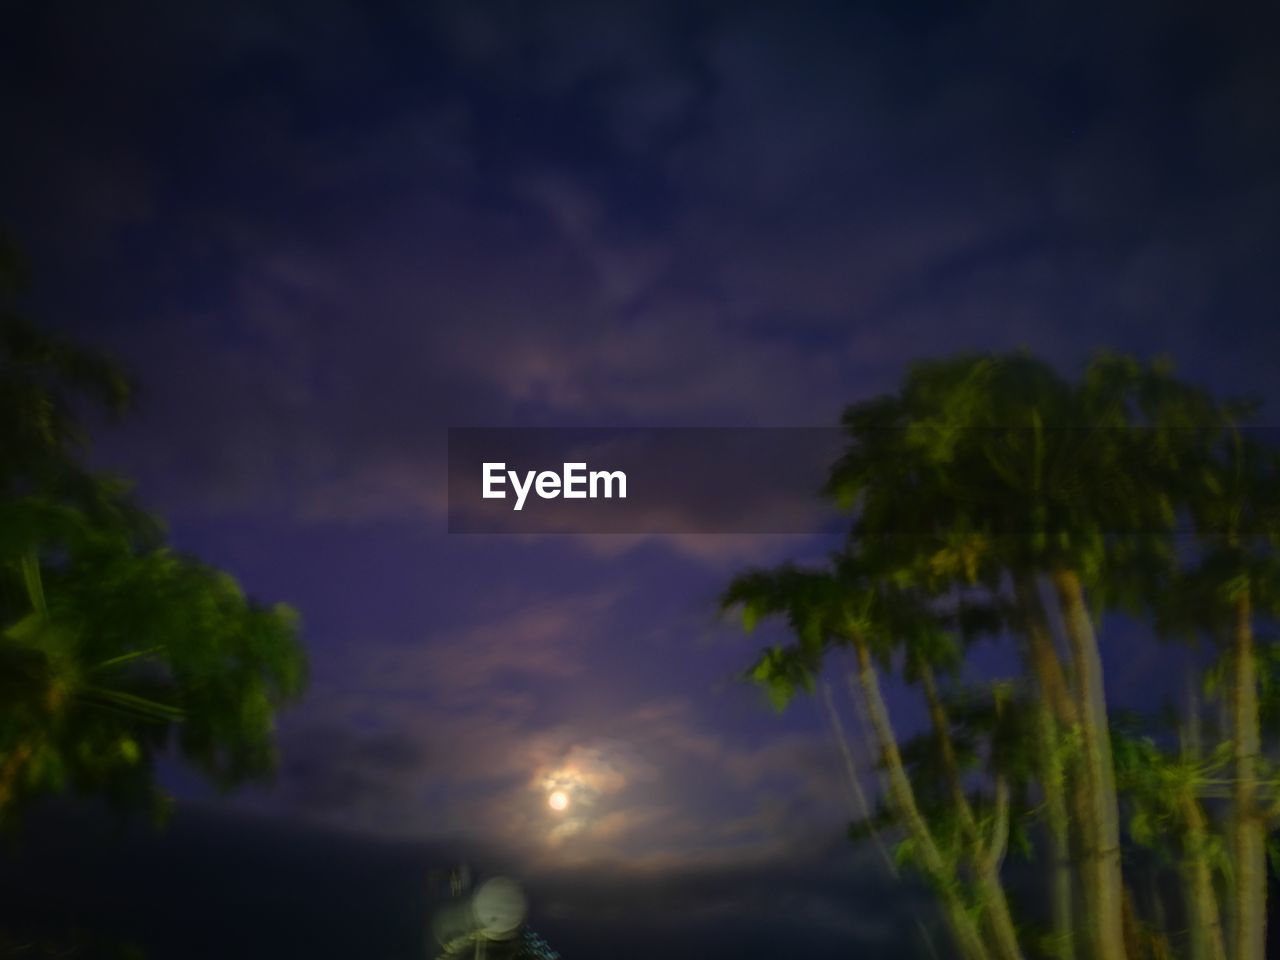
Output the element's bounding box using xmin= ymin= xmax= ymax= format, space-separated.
xmin=448 ymin=428 xmax=844 ymax=534
xmin=446 ymin=427 xmax=1279 ymax=535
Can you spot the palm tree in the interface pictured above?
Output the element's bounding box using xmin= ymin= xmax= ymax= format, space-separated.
xmin=1112 ymin=702 xmax=1228 ymax=960
xmin=725 ymin=350 xmax=1280 ymax=960
xmin=1178 ymin=432 xmax=1280 ymax=960
xmin=1127 ymin=362 xmax=1280 ymax=960
xmin=722 ymin=555 xmax=1024 ymax=960
xmin=826 ymin=353 xmax=1198 ymax=960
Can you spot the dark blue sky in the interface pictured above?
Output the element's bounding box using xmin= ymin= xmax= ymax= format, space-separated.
xmin=2 ymin=1 xmax=1279 ymax=957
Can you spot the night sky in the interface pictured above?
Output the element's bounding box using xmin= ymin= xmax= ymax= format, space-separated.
xmin=2 ymin=2 xmax=1280 ymax=957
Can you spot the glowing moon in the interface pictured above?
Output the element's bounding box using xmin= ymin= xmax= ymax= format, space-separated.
xmin=548 ymin=790 xmax=569 ymax=812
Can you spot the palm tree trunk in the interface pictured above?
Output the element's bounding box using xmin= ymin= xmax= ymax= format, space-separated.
xmin=851 ymin=637 xmax=992 ymax=960
xmin=979 ymin=775 xmax=1023 ymax=960
xmin=820 ymin=680 xmax=896 ymax=875
xmin=919 ymin=665 xmax=1024 ymax=960
xmin=1179 ymin=680 xmax=1225 ymax=960
xmin=1015 ymin=575 xmax=1076 ymax=960
xmin=1051 ymin=569 xmax=1126 ymax=960
xmin=1230 ymin=590 xmax=1265 ymax=960
xmin=841 ymin=674 xmax=949 ymax=960
xmin=1180 ymin=793 xmax=1226 ymax=960
xmin=919 ymin=664 xmax=977 ymax=834
xmin=1038 ymin=696 xmax=1076 ymax=960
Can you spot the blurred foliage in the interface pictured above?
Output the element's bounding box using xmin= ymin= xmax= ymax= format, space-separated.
xmin=722 ymin=351 xmax=1280 ymax=960
xmin=0 ymin=233 xmax=306 ymax=825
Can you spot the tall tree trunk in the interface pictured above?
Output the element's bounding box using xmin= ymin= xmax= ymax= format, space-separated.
xmin=1230 ymin=590 xmax=1265 ymax=960
xmin=1038 ymin=695 xmax=1076 ymax=960
xmin=821 ymin=681 xmax=896 ymax=875
xmin=824 ymin=680 xmax=944 ymax=960
xmin=979 ymin=773 xmax=1023 ymax=960
xmin=1180 ymin=793 xmax=1226 ymax=960
xmin=1051 ymin=569 xmax=1126 ymax=960
xmin=851 ymin=638 xmax=991 ymax=960
xmin=919 ymin=665 xmax=1024 ymax=960
xmin=1015 ymin=575 xmax=1076 ymax=960
xmin=919 ymin=663 xmax=977 ymax=836
xmin=1179 ymin=680 xmax=1226 ymax=960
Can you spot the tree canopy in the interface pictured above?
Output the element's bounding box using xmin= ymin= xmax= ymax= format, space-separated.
xmin=723 ymin=352 xmax=1280 ymax=960
xmin=0 ymin=236 xmax=306 ymax=824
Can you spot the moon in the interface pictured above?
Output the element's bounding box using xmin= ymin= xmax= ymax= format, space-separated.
xmin=548 ymin=790 xmax=569 ymax=812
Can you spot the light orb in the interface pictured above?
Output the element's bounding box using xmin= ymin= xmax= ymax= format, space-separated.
xmin=548 ymin=790 xmax=569 ymax=812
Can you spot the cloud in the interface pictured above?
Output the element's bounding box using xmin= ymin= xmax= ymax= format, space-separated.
xmin=254 ymin=600 xmax=865 ymax=866
xmin=20 ymin=0 xmax=1275 ymax=535
xmin=393 ymin=590 xmax=618 ymax=700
